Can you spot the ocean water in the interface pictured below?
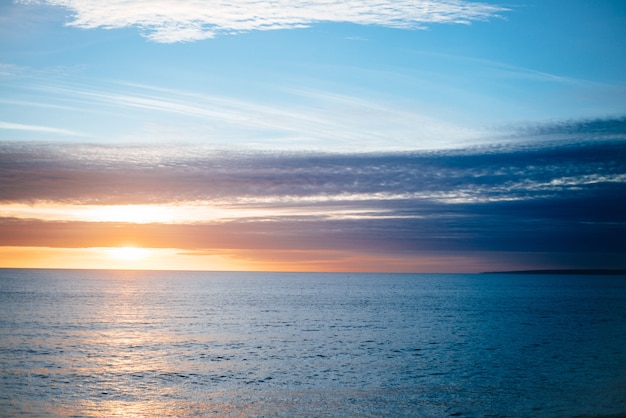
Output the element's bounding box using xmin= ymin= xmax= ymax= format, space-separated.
xmin=1 ymin=269 xmax=625 ymax=417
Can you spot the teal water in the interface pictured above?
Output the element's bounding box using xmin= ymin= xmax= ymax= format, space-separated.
xmin=1 ymin=269 xmax=625 ymax=417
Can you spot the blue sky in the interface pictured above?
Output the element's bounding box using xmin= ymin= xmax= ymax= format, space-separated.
xmin=0 ymin=0 xmax=625 ymax=271
xmin=2 ymin=0 xmax=624 ymax=149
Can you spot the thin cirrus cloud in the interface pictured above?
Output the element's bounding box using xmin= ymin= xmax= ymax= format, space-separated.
xmin=30 ymin=80 xmax=482 ymax=149
xmin=0 ymin=121 xmax=83 ymax=137
xmin=21 ymin=0 xmax=509 ymax=42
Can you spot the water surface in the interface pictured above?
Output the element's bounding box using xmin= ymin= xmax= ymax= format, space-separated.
xmin=1 ymin=269 xmax=625 ymax=416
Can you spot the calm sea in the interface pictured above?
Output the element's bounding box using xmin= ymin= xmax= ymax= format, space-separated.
xmin=1 ymin=269 xmax=625 ymax=417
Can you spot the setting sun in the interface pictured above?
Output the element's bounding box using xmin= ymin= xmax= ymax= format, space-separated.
xmin=106 ymin=246 xmax=151 ymax=261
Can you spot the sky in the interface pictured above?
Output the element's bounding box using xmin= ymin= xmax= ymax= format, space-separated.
xmin=0 ymin=0 xmax=625 ymax=272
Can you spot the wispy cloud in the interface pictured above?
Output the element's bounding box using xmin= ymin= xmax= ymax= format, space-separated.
xmin=21 ymin=0 xmax=508 ymax=43
xmin=0 ymin=121 xmax=83 ymax=136
xmin=0 ymin=63 xmax=23 ymax=78
xmin=420 ymin=52 xmax=589 ymax=85
xmin=33 ymin=80 xmax=482 ymax=149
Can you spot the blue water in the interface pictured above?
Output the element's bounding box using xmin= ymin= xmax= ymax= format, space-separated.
xmin=1 ymin=269 xmax=625 ymax=417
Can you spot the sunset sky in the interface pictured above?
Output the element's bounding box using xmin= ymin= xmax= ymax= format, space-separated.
xmin=1 ymin=0 xmax=625 ymax=272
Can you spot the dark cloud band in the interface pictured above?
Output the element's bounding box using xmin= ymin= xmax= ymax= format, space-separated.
xmin=1 ymin=138 xmax=624 ymax=206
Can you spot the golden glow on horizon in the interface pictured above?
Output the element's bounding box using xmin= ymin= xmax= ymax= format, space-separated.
xmin=106 ymin=246 xmax=150 ymax=261
xmin=0 ymin=247 xmax=494 ymax=273
xmin=0 ymin=246 xmax=252 ymax=271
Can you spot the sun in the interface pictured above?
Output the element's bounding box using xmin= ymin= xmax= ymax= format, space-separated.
xmin=107 ymin=246 xmax=151 ymax=261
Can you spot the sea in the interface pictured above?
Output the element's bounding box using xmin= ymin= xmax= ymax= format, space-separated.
xmin=1 ymin=269 xmax=625 ymax=417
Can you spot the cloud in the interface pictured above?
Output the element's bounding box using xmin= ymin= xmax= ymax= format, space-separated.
xmin=1 ymin=122 xmax=625 ymax=208
xmin=32 ymin=80 xmax=483 ymax=149
xmin=1 ymin=117 xmax=624 ymax=269
xmin=0 ymin=121 xmax=83 ymax=136
xmin=22 ymin=0 xmax=508 ymax=42
xmin=518 ymin=116 xmax=626 ymax=139
xmin=0 ymin=63 xmax=24 ymax=78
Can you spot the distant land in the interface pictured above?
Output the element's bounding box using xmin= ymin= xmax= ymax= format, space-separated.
xmin=482 ymin=269 xmax=626 ymax=275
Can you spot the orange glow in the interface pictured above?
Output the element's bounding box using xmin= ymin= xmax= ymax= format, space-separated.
xmin=0 ymin=246 xmax=253 ymax=271
xmin=243 ymin=249 xmax=491 ymax=273
xmin=0 ymin=246 xmax=494 ymax=273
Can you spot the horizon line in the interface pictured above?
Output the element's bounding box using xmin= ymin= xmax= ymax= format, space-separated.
xmin=2 ymin=267 xmax=625 ymax=275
